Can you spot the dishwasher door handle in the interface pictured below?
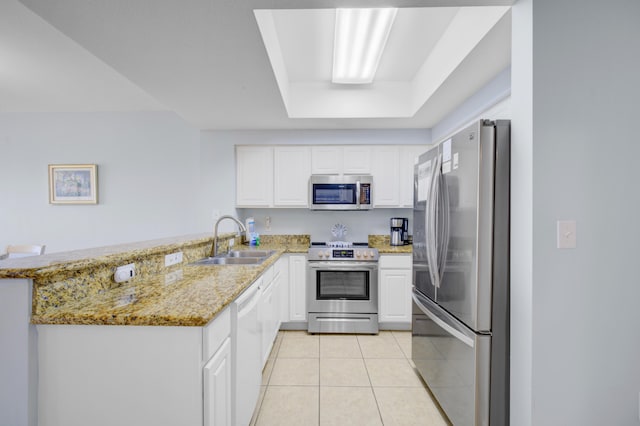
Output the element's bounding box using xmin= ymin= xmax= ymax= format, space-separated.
xmin=237 ymin=285 xmax=261 ymax=314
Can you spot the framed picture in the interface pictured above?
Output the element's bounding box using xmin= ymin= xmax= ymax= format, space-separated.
xmin=48 ymin=164 xmax=98 ymax=204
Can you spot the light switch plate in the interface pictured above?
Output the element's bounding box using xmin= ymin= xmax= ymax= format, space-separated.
xmin=557 ymin=220 xmax=577 ymax=249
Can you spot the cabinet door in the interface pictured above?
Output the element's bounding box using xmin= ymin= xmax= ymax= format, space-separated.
xmin=236 ymin=146 xmax=273 ymax=207
xmin=288 ymin=255 xmax=307 ymax=321
xmin=379 ymin=268 xmax=412 ymax=323
xmin=311 ymin=146 xmax=342 ymax=174
xmin=260 ymin=279 xmax=276 ymax=367
xmin=343 ymin=146 xmax=371 ymax=174
xmin=399 ymin=146 xmax=428 ymax=207
xmin=204 ymin=337 xmax=232 ymax=426
xmin=274 ymin=146 xmax=311 ymax=207
xmin=277 ymin=257 xmax=290 ymax=324
xmin=371 ymin=146 xmax=400 ymax=207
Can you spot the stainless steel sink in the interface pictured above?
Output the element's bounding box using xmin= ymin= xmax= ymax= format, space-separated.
xmin=190 ymin=256 xmax=265 ymax=266
xmin=189 ymin=250 xmax=276 ymax=266
xmin=227 ymin=250 xmax=276 ymax=258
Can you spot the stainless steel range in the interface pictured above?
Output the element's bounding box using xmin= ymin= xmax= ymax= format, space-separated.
xmin=307 ymin=242 xmax=379 ymax=334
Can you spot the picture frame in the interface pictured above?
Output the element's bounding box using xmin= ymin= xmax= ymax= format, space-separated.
xmin=48 ymin=164 xmax=98 ymax=204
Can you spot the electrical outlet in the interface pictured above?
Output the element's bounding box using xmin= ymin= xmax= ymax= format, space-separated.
xmin=165 ymin=252 xmax=183 ymax=267
xmin=114 ymin=263 xmax=135 ymax=283
xmin=265 ymin=216 xmax=271 ymax=231
xmin=165 ymin=269 xmax=183 ymax=285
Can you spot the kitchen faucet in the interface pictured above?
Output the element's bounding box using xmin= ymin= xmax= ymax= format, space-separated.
xmin=210 ymin=215 xmax=247 ymax=257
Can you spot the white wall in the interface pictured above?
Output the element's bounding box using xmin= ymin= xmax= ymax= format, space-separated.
xmin=0 ymin=112 xmax=202 ymax=253
xmin=431 ymin=65 xmax=511 ymax=142
xmin=510 ymin=0 xmax=533 ymax=424
xmin=513 ymin=0 xmax=640 ymax=424
xmin=199 ymin=129 xmax=430 ymax=236
xmin=238 ymin=208 xmax=411 ymax=243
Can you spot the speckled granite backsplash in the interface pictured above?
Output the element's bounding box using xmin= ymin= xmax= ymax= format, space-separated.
xmin=260 ymin=234 xmax=310 ymax=247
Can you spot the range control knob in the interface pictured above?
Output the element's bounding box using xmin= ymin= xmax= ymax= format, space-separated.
xmin=325 ymin=251 xmax=331 ymax=258
xmin=355 ymin=251 xmax=362 ymax=258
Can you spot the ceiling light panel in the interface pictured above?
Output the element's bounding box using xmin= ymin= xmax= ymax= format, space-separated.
xmin=332 ymin=8 xmax=397 ymax=84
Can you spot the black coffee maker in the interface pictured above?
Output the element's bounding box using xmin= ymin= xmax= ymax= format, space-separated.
xmin=390 ymin=217 xmax=409 ymax=246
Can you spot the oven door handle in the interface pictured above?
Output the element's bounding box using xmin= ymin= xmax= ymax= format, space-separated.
xmin=307 ymin=263 xmax=378 ymax=271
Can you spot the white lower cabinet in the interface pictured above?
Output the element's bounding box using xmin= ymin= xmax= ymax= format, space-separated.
xmin=36 ymin=258 xmax=293 ymax=426
xmin=274 ymin=257 xmax=287 ymax=329
xmin=37 ymin=307 xmax=232 ymax=426
xmin=287 ymin=254 xmax=307 ymax=322
xmin=259 ymin=265 xmax=277 ymax=367
xmin=378 ymin=254 xmax=412 ymax=329
xmin=204 ymin=337 xmax=232 ymax=426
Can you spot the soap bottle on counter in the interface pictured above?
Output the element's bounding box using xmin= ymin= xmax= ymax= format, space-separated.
xmin=245 ymin=217 xmax=259 ymax=246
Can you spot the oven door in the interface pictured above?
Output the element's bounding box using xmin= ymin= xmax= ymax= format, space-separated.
xmin=307 ymin=262 xmax=378 ymax=314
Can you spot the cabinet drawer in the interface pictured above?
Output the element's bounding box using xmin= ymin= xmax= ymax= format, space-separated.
xmin=379 ymin=255 xmax=412 ymax=269
xmin=203 ymin=306 xmax=231 ymax=361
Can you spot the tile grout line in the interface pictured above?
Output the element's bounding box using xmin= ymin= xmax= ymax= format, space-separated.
xmin=357 ymin=334 xmax=386 ymax=425
xmin=318 ymin=333 xmax=321 ymax=425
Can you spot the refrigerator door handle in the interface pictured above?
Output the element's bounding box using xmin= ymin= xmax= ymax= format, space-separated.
xmin=435 ymin=162 xmax=450 ymax=284
xmin=427 ymin=154 xmax=441 ymax=288
xmin=412 ymin=291 xmax=474 ymax=348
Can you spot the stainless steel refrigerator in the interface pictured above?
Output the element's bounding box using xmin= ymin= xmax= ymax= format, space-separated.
xmin=412 ymin=120 xmax=510 ymax=426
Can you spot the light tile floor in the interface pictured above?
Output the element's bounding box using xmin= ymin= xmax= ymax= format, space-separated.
xmin=250 ymin=331 xmax=450 ymax=426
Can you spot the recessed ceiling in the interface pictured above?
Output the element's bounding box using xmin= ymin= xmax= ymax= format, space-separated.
xmin=255 ymin=6 xmax=509 ymax=119
xmin=4 ymin=0 xmax=512 ymax=130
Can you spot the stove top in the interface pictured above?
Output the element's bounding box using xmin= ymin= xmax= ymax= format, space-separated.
xmin=308 ymin=242 xmax=378 ymax=261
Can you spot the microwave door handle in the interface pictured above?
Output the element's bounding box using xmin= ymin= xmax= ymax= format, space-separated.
xmin=356 ymin=180 xmax=361 ymax=209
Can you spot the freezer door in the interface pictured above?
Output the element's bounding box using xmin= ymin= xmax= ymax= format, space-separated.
xmin=411 ymin=289 xmax=491 ymax=426
xmin=435 ymin=121 xmax=496 ymax=332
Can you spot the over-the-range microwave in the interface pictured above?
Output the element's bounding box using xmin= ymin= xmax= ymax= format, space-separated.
xmin=309 ymin=175 xmax=372 ymax=210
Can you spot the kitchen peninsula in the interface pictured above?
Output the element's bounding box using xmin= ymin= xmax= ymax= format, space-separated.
xmin=0 ymin=232 xmax=410 ymax=426
xmin=0 ymin=233 xmax=309 ymax=426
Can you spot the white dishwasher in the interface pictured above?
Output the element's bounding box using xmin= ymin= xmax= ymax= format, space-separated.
xmin=232 ymin=277 xmax=262 ymax=426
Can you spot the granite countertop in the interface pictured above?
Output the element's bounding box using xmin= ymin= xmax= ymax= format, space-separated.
xmin=0 ymin=233 xmax=215 ymax=279
xmin=368 ymin=235 xmax=413 ymax=254
xmin=30 ymin=247 xmax=289 ymax=327
xmin=2 ymin=233 xmax=407 ymax=328
xmin=0 ymin=234 xmax=309 ymax=327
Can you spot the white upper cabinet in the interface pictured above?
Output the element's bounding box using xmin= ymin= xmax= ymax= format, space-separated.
xmin=371 ymin=145 xmax=428 ymax=208
xmin=274 ymin=146 xmax=310 ymax=207
xmin=342 ymin=146 xmax=371 ymax=174
xmin=399 ymin=146 xmax=428 ymax=208
xmin=371 ymin=146 xmax=401 ymax=207
xmin=311 ymin=146 xmax=341 ymax=174
xmin=236 ymin=146 xmax=273 ymax=207
xmin=311 ymin=146 xmax=371 ymax=175
xmin=236 ymin=144 xmax=426 ymax=209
